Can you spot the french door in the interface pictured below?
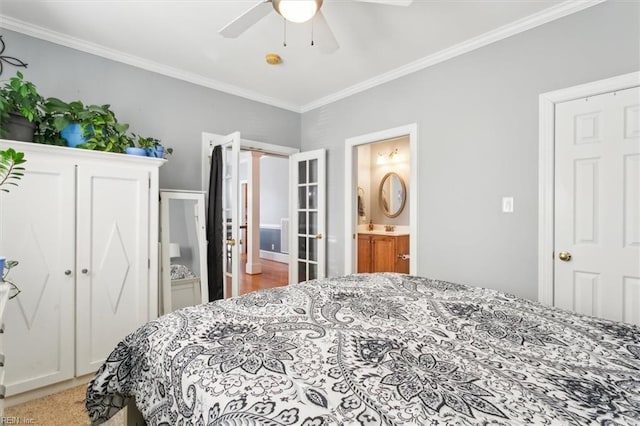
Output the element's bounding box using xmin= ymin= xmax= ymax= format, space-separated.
xmin=221 ymin=132 xmax=241 ymax=298
xmin=206 ymin=133 xmax=325 ymax=295
xmin=290 ymin=149 xmax=326 ymax=283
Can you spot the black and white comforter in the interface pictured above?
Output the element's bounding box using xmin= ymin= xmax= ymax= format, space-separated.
xmin=87 ymin=273 xmax=640 ymax=425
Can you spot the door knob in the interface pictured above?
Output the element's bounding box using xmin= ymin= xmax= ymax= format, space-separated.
xmin=315 ymin=233 xmax=323 ymax=240
xmin=226 ymin=239 xmax=236 ymax=247
xmin=81 ymin=268 xmax=89 ymax=274
xmin=558 ymin=251 xmax=572 ymax=262
xmin=64 ymin=270 xmax=72 ymax=276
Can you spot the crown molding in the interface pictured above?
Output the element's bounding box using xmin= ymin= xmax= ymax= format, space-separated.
xmin=0 ymin=14 xmax=302 ymax=113
xmin=300 ymin=0 xmax=606 ymax=113
xmin=0 ymin=0 xmax=605 ymax=114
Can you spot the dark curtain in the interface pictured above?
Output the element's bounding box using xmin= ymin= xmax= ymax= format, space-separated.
xmin=207 ymin=145 xmax=224 ymax=301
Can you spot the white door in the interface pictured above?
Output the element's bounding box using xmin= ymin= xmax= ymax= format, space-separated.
xmin=290 ymin=149 xmax=326 ymax=283
xmin=221 ymin=132 xmax=241 ymax=298
xmin=554 ymin=86 xmax=640 ymax=324
xmin=0 ymin=153 xmax=75 ymax=395
xmin=75 ymin=164 xmax=150 ymax=375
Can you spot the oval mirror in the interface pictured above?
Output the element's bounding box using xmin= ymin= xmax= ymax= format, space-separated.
xmin=379 ymin=172 xmax=406 ymax=218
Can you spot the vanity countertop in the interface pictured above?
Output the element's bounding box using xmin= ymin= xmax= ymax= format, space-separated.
xmin=358 ymin=230 xmax=409 ymax=237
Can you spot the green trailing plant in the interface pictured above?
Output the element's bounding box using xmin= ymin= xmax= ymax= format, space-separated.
xmin=82 ymin=104 xmax=133 ymax=153
xmin=33 ymin=112 xmax=66 ymax=146
xmin=0 ymin=147 xmax=26 ymax=192
xmin=0 ymin=71 xmax=44 ymax=133
xmin=2 ymin=260 xmax=21 ymax=299
xmin=44 ymin=98 xmax=133 ymax=153
xmin=0 ymin=147 xmax=26 ymax=299
xmin=132 ymin=133 xmax=160 ymax=149
xmin=132 ymin=134 xmax=173 ymax=158
xmin=44 ymin=97 xmax=88 ymax=130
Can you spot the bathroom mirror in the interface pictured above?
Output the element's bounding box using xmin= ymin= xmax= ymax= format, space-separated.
xmin=379 ymin=172 xmax=406 ymax=218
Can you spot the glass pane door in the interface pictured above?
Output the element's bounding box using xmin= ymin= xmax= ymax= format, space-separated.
xmin=221 ymin=132 xmax=241 ymax=297
xmin=290 ymin=149 xmax=326 ymax=283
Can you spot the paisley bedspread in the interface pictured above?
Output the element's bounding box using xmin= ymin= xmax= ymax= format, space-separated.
xmin=86 ymin=273 xmax=640 ymax=425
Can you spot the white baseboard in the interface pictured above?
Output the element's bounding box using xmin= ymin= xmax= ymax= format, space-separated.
xmin=260 ymin=250 xmax=288 ymax=264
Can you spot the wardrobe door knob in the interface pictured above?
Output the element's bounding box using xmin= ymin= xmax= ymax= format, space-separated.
xmin=81 ymin=269 xmax=89 ymax=274
xmin=558 ymin=251 xmax=572 ymax=262
xmin=64 ymin=270 xmax=72 ymax=276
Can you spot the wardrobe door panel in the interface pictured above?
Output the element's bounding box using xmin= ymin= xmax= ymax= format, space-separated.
xmin=75 ymin=164 xmax=150 ymax=376
xmin=0 ymin=153 xmax=75 ymax=394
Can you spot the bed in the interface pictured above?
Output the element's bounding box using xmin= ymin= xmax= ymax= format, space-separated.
xmin=168 ymin=264 xmax=203 ymax=311
xmin=86 ymin=273 xmax=640 ymax=425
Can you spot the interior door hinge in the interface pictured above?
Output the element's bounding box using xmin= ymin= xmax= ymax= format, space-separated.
xmin=148 ymin=178 xmax=151 ymax=189
xmin=148 ymin=258 xmax=151 ymax=269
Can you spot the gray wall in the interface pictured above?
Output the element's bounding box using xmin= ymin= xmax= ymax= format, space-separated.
xmin=3 ymin=1 xmax=638 ymax=301
xmin=260 ymin=155 xmax=289 ymax=226
xmin=301 ymin=1 xmax=640 ymax=300
xmin=1 ymin=29 xmax=301 ymax=190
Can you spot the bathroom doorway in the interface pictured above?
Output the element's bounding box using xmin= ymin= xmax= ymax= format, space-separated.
xmin=344 ymin=124 xmax=418 ymax=275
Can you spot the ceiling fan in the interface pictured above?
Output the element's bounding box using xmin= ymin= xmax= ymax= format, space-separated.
xmin=219 ymin=0 xmax=414 ymax=53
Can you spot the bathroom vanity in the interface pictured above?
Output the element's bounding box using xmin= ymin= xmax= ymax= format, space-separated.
xmin=357 ymin=231 xmax=409 ymax=274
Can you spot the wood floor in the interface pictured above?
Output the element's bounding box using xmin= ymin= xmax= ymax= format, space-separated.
xmin=236 ymin=255 xmax=289 ymax=295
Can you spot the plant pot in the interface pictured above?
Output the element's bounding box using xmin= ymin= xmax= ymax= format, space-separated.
xmin=60 ymin=122 xmax=91 ymax=147
xmin=125 ymin=147 xmax=148 ymax=156
xmin=146 ymin=145 xmax=164 ymax=158
xmin=5 ymin=113 xmax=36 ymax=142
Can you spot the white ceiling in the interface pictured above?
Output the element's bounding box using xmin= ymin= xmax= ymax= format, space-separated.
xmin=0 ymin=0 xmax=598 ymax=112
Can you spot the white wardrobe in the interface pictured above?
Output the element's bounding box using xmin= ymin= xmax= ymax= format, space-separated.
xmin=0 ymin=140 xmax=163 ymax=396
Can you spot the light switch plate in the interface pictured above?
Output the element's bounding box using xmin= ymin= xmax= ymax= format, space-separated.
xmin=502 ymin=197 xmax=514 ymax=213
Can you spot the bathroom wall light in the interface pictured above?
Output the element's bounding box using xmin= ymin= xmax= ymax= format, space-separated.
xmin=377 ymin=148 xmax=399 ymax=164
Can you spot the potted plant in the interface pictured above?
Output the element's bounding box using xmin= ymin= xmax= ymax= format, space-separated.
xmin=82 ymin=105 xmax=133 ymax=153
xmin=0 ymin=147 xmax=26 ymax=299
xmin=126 ymin=133 xmax=148 ymax=156
xmin=0 ymin=72 xmax=45 ymax=142
xmin=132 ymin=134 xmax=172 ymax=158
xmin=44 ymin=97 xmax=92 ymax=147
xmin=44 ymin=98 xmax=133 ymax=153
xmin=33 ymin=111 xmax=66 ymax=146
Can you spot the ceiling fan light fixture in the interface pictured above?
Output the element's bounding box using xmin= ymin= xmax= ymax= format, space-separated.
xmin=272 ymin=0 xmax=322 ymax=23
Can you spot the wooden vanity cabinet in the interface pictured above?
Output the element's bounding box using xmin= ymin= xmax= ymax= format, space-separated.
xmin=357 ymin=234 xmax=409 ymax=274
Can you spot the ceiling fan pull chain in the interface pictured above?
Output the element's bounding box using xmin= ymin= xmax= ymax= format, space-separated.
xmin=283 ymin=18 xmax=287 ymax=47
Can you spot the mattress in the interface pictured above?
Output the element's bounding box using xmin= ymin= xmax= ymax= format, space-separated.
xmin=86 ymin=273 xmax=640 ymax=425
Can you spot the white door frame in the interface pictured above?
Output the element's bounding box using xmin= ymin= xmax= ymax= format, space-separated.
xmin=202 ymin=132 xmax=299 ymax=192
xmin=344 ymin=123 xmax=418 ymax=275
xmin=201 ymin=132 xmax=299 ymax=295
xmin=537 ymin=71 xmax=640 ymax=305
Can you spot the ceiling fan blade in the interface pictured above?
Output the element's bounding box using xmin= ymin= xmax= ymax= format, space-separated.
xmin=219 ymin=0 xmax=273 ymax=38
xmin=353 ymin=0 xmax=413 ymax=6
xmin=313 ymin=11 xmax=339 ymax=53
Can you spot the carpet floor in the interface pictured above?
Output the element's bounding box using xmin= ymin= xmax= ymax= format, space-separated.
xmin=4 ymin=385 xmax=125 ymax=425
